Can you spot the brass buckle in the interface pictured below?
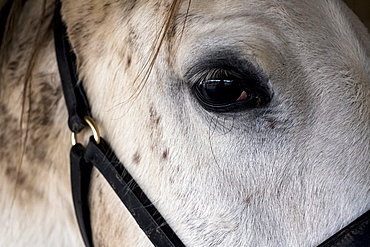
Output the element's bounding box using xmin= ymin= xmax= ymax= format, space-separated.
xmin=71 ymin=116 xmax=101 ymax=145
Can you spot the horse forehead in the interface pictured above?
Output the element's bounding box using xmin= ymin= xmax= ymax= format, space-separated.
xmin=177 ymin=1 xmax=349 ymax=42
xmin=175 ymin=1 xmax=368 ymax=71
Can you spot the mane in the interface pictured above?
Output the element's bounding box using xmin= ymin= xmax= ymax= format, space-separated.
xmin=0 ymin=0 xmax=52 ymax=205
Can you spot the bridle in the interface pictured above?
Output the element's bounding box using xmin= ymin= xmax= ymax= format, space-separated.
xmin=54 ymin=2 xmax=184 ymax=247
xmin=53 ymin=2 xmax=370 ymax=246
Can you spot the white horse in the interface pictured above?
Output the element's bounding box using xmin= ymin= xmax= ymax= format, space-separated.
xmin=0 ymin=0 xmax=369 ymax=246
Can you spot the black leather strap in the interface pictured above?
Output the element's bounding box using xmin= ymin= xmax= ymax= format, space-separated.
xmin=54 ymin=1 xmax=91 ymax=133
xmin=70 ymin=144 xmax=94 ymax=247
xmin=318 ymin=209 xmax=370 ymax=247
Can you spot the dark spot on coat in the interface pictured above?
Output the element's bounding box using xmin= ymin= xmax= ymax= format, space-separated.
xmin=162 ymin=149 xmax=169 ymax=160
xmin=98 ymin=186 xmax=103 ymax=203
xmin=269 ymin=121 xmax=276 ymax=129
xmin=149 ymin=105 xmax=162 ymax=128
xmin=155 ymin=116 xmax=161 ymax=126
xmin=126 ymin=55 xmax=131 ymax=68
xmin=5 ymin=166 xmax=26 ymax=186
xmin=132 ymin=151 xmax=141 ymax=165
xmin=245 ymin=195 xmax=253 ymax=205
xmin=147 ymin=105 xmax=164 ymax=154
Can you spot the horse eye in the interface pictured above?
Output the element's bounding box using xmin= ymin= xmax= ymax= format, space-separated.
xmin=192 ymin=68 xmax=271 ymax=112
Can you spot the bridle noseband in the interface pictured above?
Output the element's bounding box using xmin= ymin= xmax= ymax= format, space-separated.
xmin=53 ymin=2 xmax=369 ymax=246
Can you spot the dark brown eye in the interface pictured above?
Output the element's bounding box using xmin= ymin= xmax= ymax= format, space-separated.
xmin=192 ymin=68 xmax=271 ymax=112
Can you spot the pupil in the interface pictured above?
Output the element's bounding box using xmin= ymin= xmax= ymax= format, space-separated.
xmin=200 ymin=79 xmax=242 ymax=103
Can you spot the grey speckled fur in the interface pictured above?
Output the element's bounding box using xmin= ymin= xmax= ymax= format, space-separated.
xmin=1 ymin=0 xmax=369 ymax=246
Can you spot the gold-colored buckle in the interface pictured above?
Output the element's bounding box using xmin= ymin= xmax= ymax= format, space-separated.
xmin=71 ymin=116 xmax=101 ymax=145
